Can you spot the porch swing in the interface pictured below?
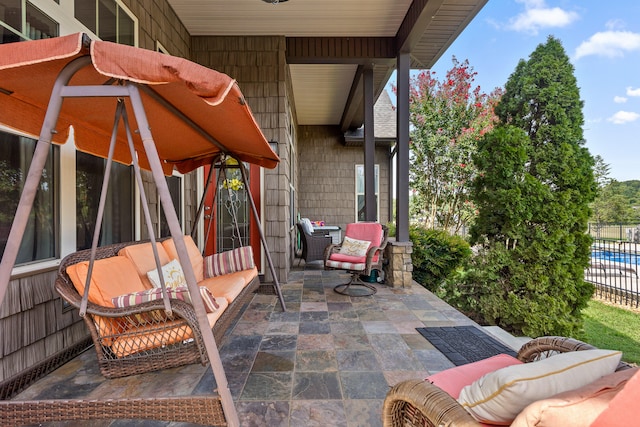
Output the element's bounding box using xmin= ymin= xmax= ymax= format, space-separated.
xmin=0 ymin=33 xmax=283 ymax=427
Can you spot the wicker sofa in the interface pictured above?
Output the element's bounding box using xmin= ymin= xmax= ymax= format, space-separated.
xmin=55 ymin=236 xmax=259 ymax=379
xmin=383 ymin=336 xmax=636 ymax=427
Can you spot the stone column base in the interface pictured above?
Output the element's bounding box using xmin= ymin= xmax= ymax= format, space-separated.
xmin=383 ymin=238 xmax=413 ymax=288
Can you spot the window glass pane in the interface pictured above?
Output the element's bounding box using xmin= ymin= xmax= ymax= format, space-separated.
xmin=356 ymin=164 xmax=364 ymax=193
xmin=355 ymin=164 xmax=379 ymax=222
xmin=0 ymin=0 xmax=21 ymax=34
xmin=98 ymin=0 xmax=116 ymax=42
xmin=74 ymin=0 xmax=96 ymax=33
xmin=159 ymin=176 xmax=182 ymax=237
xmin=0 ymin=131 xmax=57 ymax=264
xmin=26 ymin=3 xmax=58 ymax=39
xmin=0 ymin=0 xmax=22 ymax=31
xmin=0 ymin=24 xmax=24 ymax=43
xmin=76 ymin=152 xmax=133 ymax=250
xmin=117 ymin=5 xmax=134 ymax=46
xmin=375 ymin=165 xmax=379 ymax=193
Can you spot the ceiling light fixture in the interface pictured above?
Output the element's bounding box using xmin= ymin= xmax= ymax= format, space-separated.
xmin=262 ymin=0 xmax=288 ymax=4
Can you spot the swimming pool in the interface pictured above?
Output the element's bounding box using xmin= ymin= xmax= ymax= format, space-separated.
xmin=592 ymin=250 xmax=640 ymax=265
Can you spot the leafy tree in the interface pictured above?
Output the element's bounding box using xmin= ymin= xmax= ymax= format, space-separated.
xmin=407 ymin=57 xmax=501 ymax=232
xmin=589 ymin=156 xmax=635 ymax=224
xmin=461 ymin=36 xmax=596 ymax=337
xmin=591 ymin=182 xmax=635 ymax=224
xmin=592 ymin=155 xmax=612 ymax=189
xmin=611 ymin=180 xmax=640 ymax=207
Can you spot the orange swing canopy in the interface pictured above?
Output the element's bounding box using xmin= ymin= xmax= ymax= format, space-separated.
xmin=0 ymin=32 xmax=279 ymax=174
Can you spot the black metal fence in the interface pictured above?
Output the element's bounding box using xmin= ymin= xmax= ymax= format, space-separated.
xmin=588 ymin=223 xmax=639 ymax=241
xmin=586 ymin=239 xmax=640 ymax=308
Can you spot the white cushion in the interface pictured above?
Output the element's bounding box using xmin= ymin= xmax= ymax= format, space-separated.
xmin=338 ymin=236 xmax=371 ymax=257
xmin=300 ymin=218 xmax=314 ymax=235
xmin=457 ymin=349 xmax=622 ymax=425
xmin=147 ymin=259 xmax=187 ymax=289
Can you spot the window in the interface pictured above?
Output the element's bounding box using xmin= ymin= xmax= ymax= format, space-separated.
xmin=0 ymin=1 xmax=59 ymax=44
xmin=0 ymin=0 xmax=141 ymax=270
xmin=159 ymin=175 xmax=183 ymax=237
xmin=355 ymin=164 xmax=379 ymax=222
xmin=0 ymin=131 xmax=58 ymax=264
xmin=74 ymin=0 xmax=135 ymax=46
xmin=76 ymin=152 xmax=133 ymax=250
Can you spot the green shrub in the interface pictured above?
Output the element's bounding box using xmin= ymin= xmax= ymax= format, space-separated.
xmin=408 ymin=225 xmax=471 ymax=292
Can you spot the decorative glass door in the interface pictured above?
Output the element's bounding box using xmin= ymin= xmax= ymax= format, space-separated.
xmin=216 ymin=163 xmax=250 ymax=252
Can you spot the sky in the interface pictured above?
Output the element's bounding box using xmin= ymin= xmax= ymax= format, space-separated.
xmin=389 ymin=0 xmax=640 ymax=182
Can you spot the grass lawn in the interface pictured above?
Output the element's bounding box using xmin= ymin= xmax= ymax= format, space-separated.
xmin=582 ymin=299 xmax=640 ymax=365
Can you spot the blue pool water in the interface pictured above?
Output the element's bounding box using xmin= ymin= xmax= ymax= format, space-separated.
xmin=592 ymin=250 xmax=640 ymax=265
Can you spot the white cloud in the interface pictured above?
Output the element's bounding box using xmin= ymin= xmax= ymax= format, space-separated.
xmin=627 ymin=87 xmax=640 ymax=97
xmin=605 ymin=19 xmax=626 ymax=31
xmin=574 ymin=31 xmax=640 ymax=59
xmin=614 ymin=96 xmax=628 ymax=103
xmin=608 ymin=111 xmax=640 ymax=125
xmin=507 ymin=0 xmax=579 ymax=35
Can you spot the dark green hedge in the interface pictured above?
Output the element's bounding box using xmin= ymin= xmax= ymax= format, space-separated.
xmin=406 ymin=225 xmax=471 ymax=292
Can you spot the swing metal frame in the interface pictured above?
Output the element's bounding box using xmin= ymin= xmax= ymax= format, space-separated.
xmin=0 ymin=33 xmax=283 ymax=427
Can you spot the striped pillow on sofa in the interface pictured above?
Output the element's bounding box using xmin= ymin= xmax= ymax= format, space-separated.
xmin=112 ymin=285 xmax=220 ymax=313
xmin=204 ymin=246 xmax=255 ymax=277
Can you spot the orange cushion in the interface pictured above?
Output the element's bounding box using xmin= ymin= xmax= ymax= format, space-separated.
xmin=118 ymin=242 xmax=170 ymax=288
xmin=162 ymin=236 xmax=204 ymax=282
xmin=227 ymin=266 xmax=258 ymax=286
xmin=426 ymin=353 xmax=523 ymax=399
xmin=110 ymin=319 xmax=194 ymax=358
xmin=109 ymin=299 xmax=228 ymax=358
xmin=512 ymin=367 xmax=638 ymax=427
xmin=591 ymin=367 xmax=640 ymax=427
xmin=199 ymin=274 xmax=248 ymax=304
xmin=93 ymin=315 xmax=126 ymax=346
xmin=66 ymin=256 xmax=147 ymax=307
xmin=208 ymin=296 xmax=229 ymax=325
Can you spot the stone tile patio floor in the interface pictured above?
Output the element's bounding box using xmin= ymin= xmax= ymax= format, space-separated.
xmin=14 ymin=263 xmax=494 ymax=427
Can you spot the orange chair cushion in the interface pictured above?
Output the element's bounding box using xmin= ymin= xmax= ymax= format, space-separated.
xmin=109 ymin=299 xmax=228 ymax=358
xmin=161 ymin=236 xmax=204 ymax=282
xmin=118 ymin=242 xmax=170 ymax=288
xmin=512 ymin=367 xmax=638 ymax=427
xmin=199 ymin=272 xmax=251 ymax=304
xmin=66 ymin=256 xmax=147 ymax=307
xmin=591 ymin=367 xmax=640 ymax=427
xmin=228 ymin=266 xmax=258 ymax=285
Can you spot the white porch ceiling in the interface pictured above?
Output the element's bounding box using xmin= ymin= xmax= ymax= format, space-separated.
xmin=168 ymin=0 xmax=414 ymax=37
xmin=168 ymin=0 xmax=488 ymax=128
xmin=289 ymin=64 xmax=357 ymax=125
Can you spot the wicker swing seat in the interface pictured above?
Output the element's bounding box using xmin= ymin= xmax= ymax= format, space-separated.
xmin=55 ymin=239 xmax=260 ymax=379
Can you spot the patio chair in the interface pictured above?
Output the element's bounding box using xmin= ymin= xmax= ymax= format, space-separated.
xmin=324 ymin=222 xmax=388 ymax=296
xmin=297 ymin=221 xmax=332 ymax=265
xmin=382 ymin=336 xmax=635 ymax=427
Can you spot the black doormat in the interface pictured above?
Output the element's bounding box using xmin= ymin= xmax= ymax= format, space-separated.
xmin=416 ymin=326 xmax=518 ymax=366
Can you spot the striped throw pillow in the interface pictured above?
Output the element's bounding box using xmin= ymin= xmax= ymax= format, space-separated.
xmin=112 ymin=285 xmax=219 ymax=313
xmin=204 ymin=246 xmax=255 ymax=278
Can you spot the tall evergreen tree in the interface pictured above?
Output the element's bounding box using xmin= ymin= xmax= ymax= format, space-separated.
xmin=466 ymin=36 xmax=596 ymax=337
